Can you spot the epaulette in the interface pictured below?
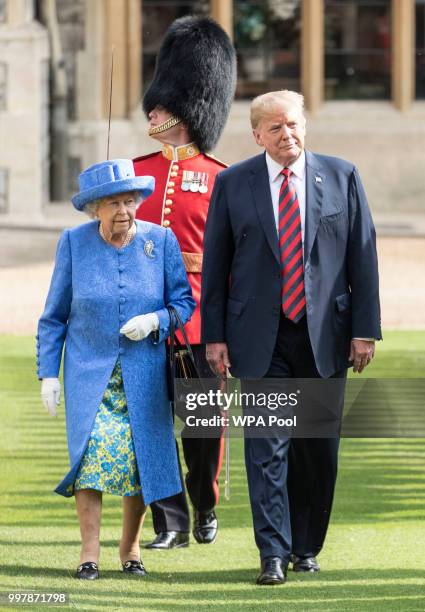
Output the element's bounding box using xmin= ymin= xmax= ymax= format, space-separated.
xmin=204 ymin=153 xmax=228 ymax=168
xmin=133 ymin=151 xmax=160 ymax=163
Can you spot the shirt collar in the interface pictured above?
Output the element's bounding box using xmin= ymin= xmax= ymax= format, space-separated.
xmin=265 ymin=150 xmax=306 ymax=183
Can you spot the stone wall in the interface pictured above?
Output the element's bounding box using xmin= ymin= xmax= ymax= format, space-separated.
xmin=67 ymin=100 xmax=425 ymax=215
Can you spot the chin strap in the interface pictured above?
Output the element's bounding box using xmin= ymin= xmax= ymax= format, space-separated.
xmin=148 ymin=115 xmax=182 ymax=135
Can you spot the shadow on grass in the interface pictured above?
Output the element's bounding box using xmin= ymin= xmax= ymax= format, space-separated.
xmin=1 ymin=567 xmax=424 ymax=612
xmin=1 ymin=565 xmax=423 ymax=583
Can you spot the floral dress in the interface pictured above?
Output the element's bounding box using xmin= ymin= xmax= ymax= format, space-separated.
xmin=74 ymin=360 xmax=141 ymax=496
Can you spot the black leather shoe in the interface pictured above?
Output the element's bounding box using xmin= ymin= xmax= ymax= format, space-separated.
xmin=75 ymin=561 xmax=99 ymax=580
xmin=144 ymin=531 xmax=189 ymax=550
xmin=292 ymin=555 xmax=320 ymax=572
xmin=193 ymin=510 xmax=218 ymax=544
xmin=122 ymin=559 xmax=147 ymax=576
xmin=256 ymin=557 xmax=287 ymax=585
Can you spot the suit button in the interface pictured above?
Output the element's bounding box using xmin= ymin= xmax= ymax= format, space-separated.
xmin=118 ymin=266 xmax=124 ymax=272
xmin=170 ymin=172 xmax=178 ymax=177
xmin=163 ymin=220 xmax=171 ymax=227
xmin=120 ymin=314 xmax=125 ymax=321
xmin=119 ymin=348 xmax=124 ymax=355
xmin=120 ymin=297 xmax=126 ymax=304
xmin=172 ymin=164 xmax=179 ymax=171
xmin=165 ymin=199 xmax=173 ymax=205
xmin=119 ymin=282 xmax=125 ymax=288
xmin=167 ymin=181 xmax=175 ymax=187
xmin=167 ymin=188 xmax=175 ymax=195
xmin=164 ymin=207 xmax=171 ymax=215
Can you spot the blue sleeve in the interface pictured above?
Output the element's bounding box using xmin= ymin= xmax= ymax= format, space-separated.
xmin=152 ymin=228 xmax=195 ymax=344
xmin=200 ymin=173 xmax=234 ymax=343
xmin=36 ymin=229 xmax=73 ymax=378
xmin=347 ymin=167 xmax=382 ymax=340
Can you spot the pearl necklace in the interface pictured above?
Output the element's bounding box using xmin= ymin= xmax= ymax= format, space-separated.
xmin=99 ymin=222 xmax=136 ymax=248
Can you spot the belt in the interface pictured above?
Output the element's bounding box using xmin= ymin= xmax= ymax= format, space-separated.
xmin=182 ymin=251 xmax=203 ymax=273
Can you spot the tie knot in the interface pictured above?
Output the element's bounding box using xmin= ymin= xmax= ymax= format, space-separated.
xmin=282 ymin=168 xmax=291 ymax=179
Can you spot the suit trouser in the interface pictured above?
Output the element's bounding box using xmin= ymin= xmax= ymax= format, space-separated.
xmin=243 ymin=315 xmax=346 ymax=562
xmin=150 ymin=344 xmax=224 ymax=533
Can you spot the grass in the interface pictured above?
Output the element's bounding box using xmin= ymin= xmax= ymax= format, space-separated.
xmin=0 ymin=333 xmax=424 ymax=611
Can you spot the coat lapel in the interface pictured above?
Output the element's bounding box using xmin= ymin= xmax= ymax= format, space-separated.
xmin=248 ymin=154 xmax=280 ymax=266
xmin=304 ymin=150 xmax=324 ymax=265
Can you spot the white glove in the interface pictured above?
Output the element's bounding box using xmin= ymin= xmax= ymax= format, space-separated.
xmin=41 ymin=377 xmax=61 ymax=417
xmin=120 ymin=313 xmax=159 ymax=341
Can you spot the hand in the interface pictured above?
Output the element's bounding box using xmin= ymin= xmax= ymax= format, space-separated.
xmin=41 ymin=377 xmax=61 ymax=417
xmin=349 ymin=339 xmax=375 ymax=374
xmin=206 ymin=342 xmax=231 ymax=379
xmin=120 ymin=313 xmax=159 ymax=341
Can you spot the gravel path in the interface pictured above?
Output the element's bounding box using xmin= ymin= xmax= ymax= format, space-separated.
xmin=0 ymin=230 xmax=424 ymax=334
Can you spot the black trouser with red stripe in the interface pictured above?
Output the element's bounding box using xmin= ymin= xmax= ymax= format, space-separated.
xmin=150 ymin=344 xmax=224 ymax=533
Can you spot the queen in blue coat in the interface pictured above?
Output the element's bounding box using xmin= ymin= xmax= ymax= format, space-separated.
xmin=37 ymin=159 xmax=195 ymax=580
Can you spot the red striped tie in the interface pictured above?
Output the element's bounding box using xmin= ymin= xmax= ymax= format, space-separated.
xmin=278 ymin=168 xmax=306 ymax=322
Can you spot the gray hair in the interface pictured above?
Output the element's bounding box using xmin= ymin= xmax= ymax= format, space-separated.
xmin=82 ymin=191 xmax=143 ymax=218
xmin=250 ymin=90 xmax=305 ymax=129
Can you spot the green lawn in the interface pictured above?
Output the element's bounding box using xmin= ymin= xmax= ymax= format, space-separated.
xmin=0 ymin=334 xmax=424 ymax=611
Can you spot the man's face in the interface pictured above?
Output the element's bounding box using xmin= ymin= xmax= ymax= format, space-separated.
xmin=148 ymin=105 xmax=182 ymax=142
xmin=253 ymin=105 xmax=306 ymax=166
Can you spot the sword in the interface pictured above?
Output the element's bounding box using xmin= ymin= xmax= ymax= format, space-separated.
xmin=222 ymin=370 xmax=231 ymax=501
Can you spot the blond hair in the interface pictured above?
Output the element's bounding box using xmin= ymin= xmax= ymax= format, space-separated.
xmin=250 ymin=90 xmax=305 ymax=129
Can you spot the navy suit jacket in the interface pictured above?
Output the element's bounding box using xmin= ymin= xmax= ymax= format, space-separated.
xmin=200 ymin=151 xmax=381 ymax=379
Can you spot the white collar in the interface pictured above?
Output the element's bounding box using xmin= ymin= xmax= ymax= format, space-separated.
xmin=265 ymin=150 xmax=306 ymax=183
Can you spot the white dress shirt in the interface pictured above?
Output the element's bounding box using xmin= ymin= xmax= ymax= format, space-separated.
xmin=265 ymin=150 xmax=306 ymax=246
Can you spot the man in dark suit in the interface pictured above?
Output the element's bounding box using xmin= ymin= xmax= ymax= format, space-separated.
xmin=201 ymin=90 xmax=381 ymax=585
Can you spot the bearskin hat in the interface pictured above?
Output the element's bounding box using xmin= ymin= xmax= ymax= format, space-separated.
xmin=143 ymin=16 xmax=236 ymax=152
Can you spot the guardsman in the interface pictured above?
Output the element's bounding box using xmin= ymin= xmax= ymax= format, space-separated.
xmin=134 ymin=16 xmax=236 ymax=549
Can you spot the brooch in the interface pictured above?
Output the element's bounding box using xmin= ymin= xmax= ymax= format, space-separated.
xmin=144 ymin=240 xmax=155 ymax=258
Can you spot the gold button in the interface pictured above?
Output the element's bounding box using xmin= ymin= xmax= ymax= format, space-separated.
xmin=163 ymin=220 xmax=171 ymax=227
xmin=164 ymin=207 xmax=171 ymax=215
xmin=167 ymin=188 xmax=175 ymax=195
xmin=170 ymin=172 xmax=178 ymax=177
xmin=172 ymin=164 xmax=179 ymax=171
xmin=167 ymin=181 xmax=175 ymax=187
xmin=165 ymin=199 xmax=173 ymax=205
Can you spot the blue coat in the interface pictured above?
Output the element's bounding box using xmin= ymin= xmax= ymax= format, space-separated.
xmin=37 ymin=220 xmax=195 ymax=503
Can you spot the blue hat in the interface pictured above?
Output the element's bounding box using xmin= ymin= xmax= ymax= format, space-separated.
xmin=71 ymin=159 xmax=155 ymax=211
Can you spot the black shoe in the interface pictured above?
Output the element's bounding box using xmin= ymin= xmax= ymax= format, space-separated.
xmin=256 ymin=557 xmax=287 ymax=585
xmin=122 ymin=559 xmax=148 ymax=576
xmin=193 ymin=510 xmax=218 ymax=544
xmin=144 ymin=531 xmax=189 ymax=550
xmin=75 ymin=561 xmax=99 ymax=580
xmin=292 ymin=555 xmax=320 ymax=572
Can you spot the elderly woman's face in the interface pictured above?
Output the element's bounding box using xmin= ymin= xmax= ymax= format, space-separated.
xmin=96 ymin=192 xmax=137 ymax=235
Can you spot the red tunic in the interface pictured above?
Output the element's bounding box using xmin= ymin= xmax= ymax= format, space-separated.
xmin=134 ymin=144 xmax=227 ymax=344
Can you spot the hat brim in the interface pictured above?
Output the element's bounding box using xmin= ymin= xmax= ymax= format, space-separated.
xmin=71 ymin=176 xmax=155 ymax=211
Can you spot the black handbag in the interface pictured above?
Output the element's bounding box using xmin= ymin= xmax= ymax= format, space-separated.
xmin=166 ymin=306 xmax=203 ymax=419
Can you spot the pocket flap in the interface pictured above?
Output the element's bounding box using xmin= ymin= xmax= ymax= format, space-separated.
xmin=335 ymin=292 xmax=352 ymax=312
xmin=321 ymin=209 xmax=344 ymax=224
xmin=227 ymin=298 xmax=244 ymax=316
